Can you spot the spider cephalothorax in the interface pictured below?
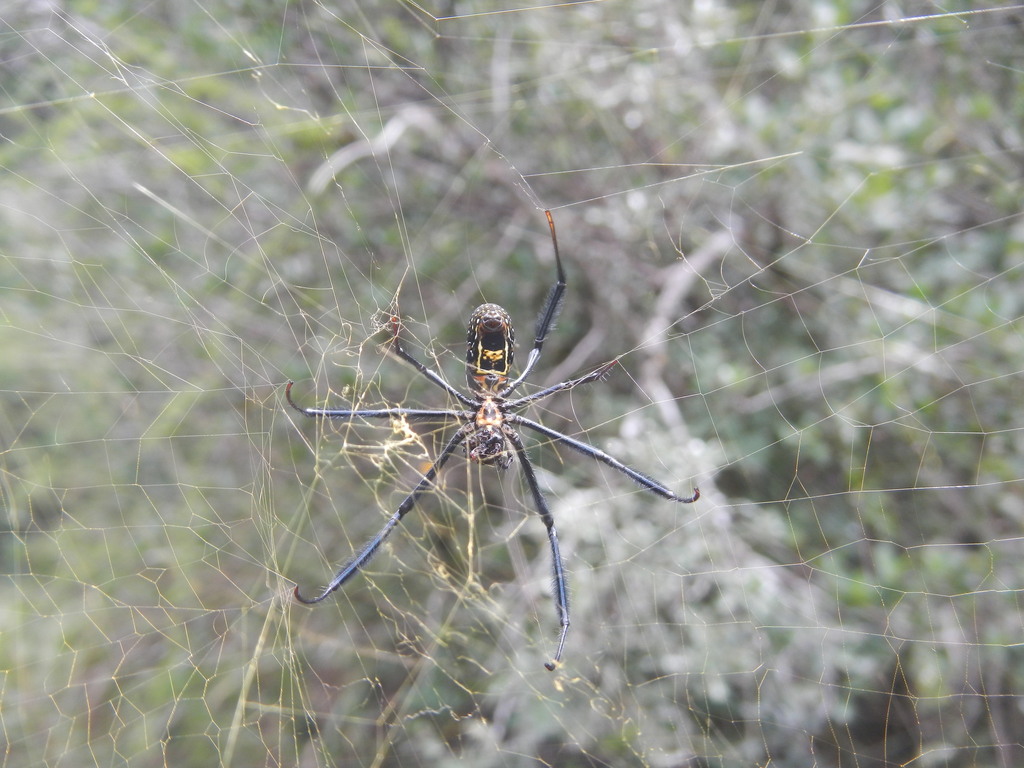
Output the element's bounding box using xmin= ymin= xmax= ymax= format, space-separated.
xmin=465 ymin=397 xmax=513 ymax=468
xmin=287 ymin=210 xmax=699 ymax=670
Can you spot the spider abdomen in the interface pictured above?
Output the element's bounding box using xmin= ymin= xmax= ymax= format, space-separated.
xmin=467 ymin=303 xmax=514 ymax=393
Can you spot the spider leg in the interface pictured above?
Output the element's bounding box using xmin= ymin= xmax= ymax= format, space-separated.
xmin=294 ymin=423 xmax=471 ymax=604
xmin=385 ymin=316 xmax=478 ymax=408
xmin=504 ymin=360 xmax=618 ymax=411
xmin=504 ymin=427 xmax=570 ymax=671
xmin=502 ymin=210 xmax=566 ymax=396
xmin=285 ymin=381 xmax=465 ymax=421
xmin=508 ymin=414 xmax=700 ymax=504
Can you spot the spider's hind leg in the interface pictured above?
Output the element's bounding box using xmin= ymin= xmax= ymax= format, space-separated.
xmin=501 ymin=210 xmax=568 ymax=396
xmin=383 ymin=314 xmax=477 ymax=408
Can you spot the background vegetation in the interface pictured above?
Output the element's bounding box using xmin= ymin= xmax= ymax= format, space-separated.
xmin=2 ymin=1 xmax=1022 ymax=766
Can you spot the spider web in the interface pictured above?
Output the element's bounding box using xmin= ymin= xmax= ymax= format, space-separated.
xmin=3 ymin=1 xmax=1023 ymax=766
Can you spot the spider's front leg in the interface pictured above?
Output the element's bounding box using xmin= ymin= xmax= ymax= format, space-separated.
xmin=293 ymin=423 xmax=472 ymax=604
xmin=508 ymin=413 xmax=700 ymax=504
xmin=503 ymin=427 xmax=570 ymax=671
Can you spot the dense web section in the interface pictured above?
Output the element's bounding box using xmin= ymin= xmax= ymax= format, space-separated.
xmin=2 ymin=1 xmax=1023 ymax=766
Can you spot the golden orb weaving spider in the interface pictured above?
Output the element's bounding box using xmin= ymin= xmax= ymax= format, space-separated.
xmin=286 ymin=210 xmax=699 ymax=670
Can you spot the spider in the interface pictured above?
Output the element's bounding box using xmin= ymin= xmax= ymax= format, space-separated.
xmin=286 ymin=210 xmax=699 ymax=670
